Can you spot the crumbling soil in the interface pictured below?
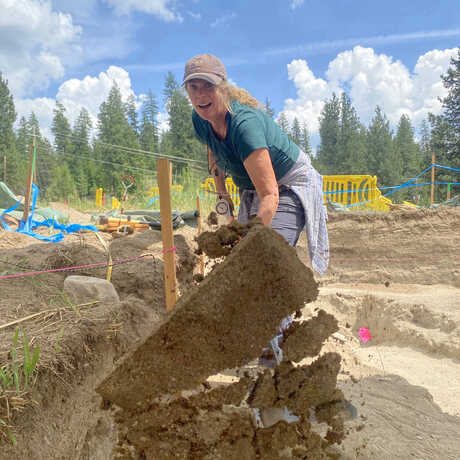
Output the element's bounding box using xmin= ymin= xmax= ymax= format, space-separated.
xmin=97 ymin=223 xmax=346 ymax=459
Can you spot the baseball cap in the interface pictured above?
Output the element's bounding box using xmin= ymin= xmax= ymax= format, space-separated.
xmin=183 ymin=54 xmax=227 ymax=86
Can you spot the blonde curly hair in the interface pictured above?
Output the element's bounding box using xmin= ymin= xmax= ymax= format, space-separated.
xmin=217 ymin=81 xmax=262 ymax=112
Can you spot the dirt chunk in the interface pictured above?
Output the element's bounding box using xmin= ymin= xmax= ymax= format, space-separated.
xmin=196 ymin=218 xmax=261 ymax=258
xmin=282 ymin=310 xmax=339 ymax=362
xmin=276 ymin=352 xmax=342 ymax=414
xmin=97 ymin=223 xmax=318 ymax=409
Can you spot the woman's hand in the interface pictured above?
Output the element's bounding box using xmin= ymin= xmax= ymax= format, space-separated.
xmin=243 ymin=148 xmax=279 ymax=226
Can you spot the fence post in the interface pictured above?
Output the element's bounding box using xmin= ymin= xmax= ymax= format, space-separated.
xmin=431 ymin=154 xmax=435 ymax=205
xmin=158 ymin=158 xmax=177 ymax=311
xmin=22 ymin=133 xmax=36 ymax=223
xmin=447 ymin=183 xmax=451 ymax=200
xmin=196 ymin=196 xmax=205 ymax=276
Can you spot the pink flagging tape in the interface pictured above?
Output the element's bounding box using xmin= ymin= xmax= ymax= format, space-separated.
xmin=0 ymin=253 xmax=154 ymax=281
xmin=358 ymin=327 xmax=372 ymax=344
xmin=162 ymin=247 xmax=177 ymax=254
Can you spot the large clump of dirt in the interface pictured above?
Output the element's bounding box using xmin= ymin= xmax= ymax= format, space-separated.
xmin=97 ymin=222 xmax=318 ymax=408
xmin=97 ymin=221 xmax=345 ymax=459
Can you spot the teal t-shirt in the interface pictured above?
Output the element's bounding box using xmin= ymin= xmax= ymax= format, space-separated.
xmin=192 ymin=101 xmax=300 ymax=190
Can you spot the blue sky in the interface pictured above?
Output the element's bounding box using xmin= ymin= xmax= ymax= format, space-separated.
xmin=1 ymin=0 xmax=459 ymax=148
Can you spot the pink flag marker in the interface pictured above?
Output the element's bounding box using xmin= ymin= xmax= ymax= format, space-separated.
xmin=359 ymin=327 xmax=372 ymax=344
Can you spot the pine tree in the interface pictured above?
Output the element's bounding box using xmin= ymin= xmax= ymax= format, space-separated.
xmin=47 ymin=164 xmax=77 ymax=202
xmin=139 ymin=89 xmax=159 ymax=170
xmin=0 ymin=72 xmax=19 ymax=188
xmin=394 ymin=114 xmax=421 ymax=181
xmin=263 ymin=98 xmax=275 ymax=118
xmin=28 ymin=113 xmax=58 ymax=192
xmin=125 ymin=94 xmax=139 ymax=135
xmin=14 ymin=116 xmax=30 ymax=191
xmin=317 ymin=93 xmax=340 ymax=173
xmin=162 ymin=72 xmax=205 ymax=176
xmin=277 ymin=112 xmax=290 ymax=134
xmin=418 ymin=118 xmax=432 ymax=166
xmin=338 ymin=93 xmax=367 ymax=174
xmin=428 ymin=112 xmax=457 ymax=191
xmin=96 ymin=83 xmax=141 ymax=193
xmin=299 ymin=122 xmax=312 ymax=158
xmin=51 ymin=101 xmax=73 ymax=154
xmin=367 ymin=106 xmax=399 ymax=188
xmin=290 ymin=117 xmax=302 ymax=146
xmin=72 ymin=108 xmax=95 ymax=197
xmin=439 ymin=49 xmax=460 ymax=162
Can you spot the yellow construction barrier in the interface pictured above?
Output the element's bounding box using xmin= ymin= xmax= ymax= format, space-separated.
xmin=148 ymin=184 xmax=184 ymax=199
xmin=200 ymin=175 xmax=391 ymax=211
xmin=95 ymin=187 xmax=103 ymax=207
xmin=322 ymin=175 xmax=392 ymax=211
xmin=112 ymin=197 xmax=121 ymax=210
xmin=200 ymin=177 xmax=240 ymax=208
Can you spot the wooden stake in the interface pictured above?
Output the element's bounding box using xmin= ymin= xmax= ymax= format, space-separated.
xmin=196 ymin=196 xmax=205 ymax=275
xmin=158 ymin=158 xmax=177 ymax=311
xmin=430 ymin=154 xmax=435 ymax=205
xmin=22 ymin=135 xmax=35 ymax=223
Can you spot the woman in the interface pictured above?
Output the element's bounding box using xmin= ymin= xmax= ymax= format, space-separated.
xmin=184 ymin=54 xmax=330 ymax=427
xmin=183 ymin=53 xmax=329 ymax=275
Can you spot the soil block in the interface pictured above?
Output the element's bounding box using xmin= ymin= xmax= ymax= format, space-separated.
xmin=97 ymin=224 xmax=318 ymax=409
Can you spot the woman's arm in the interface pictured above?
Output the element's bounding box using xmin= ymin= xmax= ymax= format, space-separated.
xmin=243 ymin=148 xmax=279 ymax=226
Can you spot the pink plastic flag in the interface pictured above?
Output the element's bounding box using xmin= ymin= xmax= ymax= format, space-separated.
xmin=359 ymin=327 xmax=372 ymax=344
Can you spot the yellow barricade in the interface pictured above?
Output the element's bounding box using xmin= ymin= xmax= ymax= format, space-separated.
xmin=112 ymin=197 xmax=121 ymax=210
xmin=95 ymin=188 xmax=103 ymax=207
xmin=322 ymin=175 xmax=391 ymax=211
xmin=148 ymin=184 xmax=184 ymax=198
xmin=201 ymin=175 xmax=391 ymax=212
xmin=199 ymin=177 xmax=240 ymax=208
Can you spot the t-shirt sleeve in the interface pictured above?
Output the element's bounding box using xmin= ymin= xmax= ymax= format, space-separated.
xmin=234 ymin=115 xmax=268 ymax=162
xmin=192 ymin=111 xmax=207 ymax=144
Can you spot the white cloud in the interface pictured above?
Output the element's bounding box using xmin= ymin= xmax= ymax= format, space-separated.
xmin=104 ymin=0 xmax=183 ymax=22
xmin=0 ymin=0 xmax=82 ymax=97
xmin=279 ymin=46 xmax=458 ymax=135
xmin=16 ymin=66 xmax=140 ymax=140
xmin=290 ymin=0 xmax=304 ymax=10
xmin=279 ymin=59 xmax=333 ymax=133
xmin=210 ymin=13 xmax=237 ymax=29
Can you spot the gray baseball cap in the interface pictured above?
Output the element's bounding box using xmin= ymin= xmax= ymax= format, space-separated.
xmin=183 ymin=54 xmax=227 ymax=86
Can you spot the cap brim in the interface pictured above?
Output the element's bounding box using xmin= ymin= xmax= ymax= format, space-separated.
xmin=182 ymin=72 xmax=223 ymax=86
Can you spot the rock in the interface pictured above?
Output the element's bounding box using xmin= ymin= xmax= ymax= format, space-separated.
xmin=63 ymin=275 xmax=120 ymax=304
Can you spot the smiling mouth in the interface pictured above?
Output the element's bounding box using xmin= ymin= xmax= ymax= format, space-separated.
xmin=198 ymin=102 xmax=212 ymax=109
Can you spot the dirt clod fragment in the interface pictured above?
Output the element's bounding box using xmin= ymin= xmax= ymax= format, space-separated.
xmin=282 ymin=309 xmax=339 ymax=362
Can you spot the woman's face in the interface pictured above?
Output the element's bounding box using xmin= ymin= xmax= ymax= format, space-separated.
xmin=186 ymin=79 xmax=226 ymax=122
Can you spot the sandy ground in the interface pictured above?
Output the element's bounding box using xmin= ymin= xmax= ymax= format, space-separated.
xmin=0 ymin=206 xmax=459 ymax=459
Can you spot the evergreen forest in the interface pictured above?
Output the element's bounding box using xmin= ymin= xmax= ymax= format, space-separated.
xmin=0 ymin=50 xmax=458 ymax=205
